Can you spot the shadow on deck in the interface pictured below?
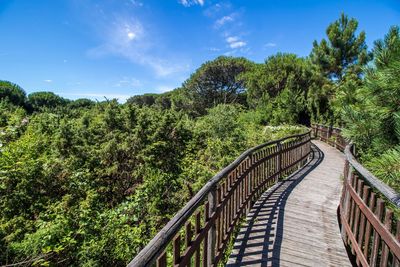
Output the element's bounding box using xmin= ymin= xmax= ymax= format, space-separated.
xmin=226 ymin=144 xmax=324 ymax=267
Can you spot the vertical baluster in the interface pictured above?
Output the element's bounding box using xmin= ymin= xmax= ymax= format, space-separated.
xmin=216 ymin=186 xmax=222 ymax=252
xmin=363 ymin=192 xmax=375 ymax=260
xmin=370 ymin=199 xmax=384 ymax=265
xmin=157 ymin=251 xmax=167 ymax=267
xmin=244 ymin=158 xmax=247 ymax=200
xmin=341 ymin=162 xmax=351 ymax=242
xmin=379 ymin=209 xmax=393 ymax=266
xmin=393 ymin=221 xmax=400 ymax=267
xmin=185 ymin=221 xmax=193 ymax=267
xmin=235 ymin=166 xmax=239 ymax=220
xmin=348 ymin=174 xmax=357 ymax=245
xmin=203 ymin=202 xmax=209 ymax=267
xmin=195 ymin=211 xmax=201 ymax=267
xmin=253 ymin=153 xmax=258 ymax=193
xmin=222 ymin=182 xmax=227 ymax=243
xmin=355 ymin=184 xmax=369 ymax=266
xmin=236 ymin=166 xmax=239 ymax=215
xmin=277 ymin=141 xmax=282 ymax=181
xmin=262 ymin=149 xmax=266 ymax=188
xmin=228 ymin=174 xmax=232 ymax=233
xmin=173 ymin=234 xmax=181 ymax=266
xmin=207 ymin=187 xmax=216 ymax=267
xmin=352 ymin=180 xmax=364 ymax=255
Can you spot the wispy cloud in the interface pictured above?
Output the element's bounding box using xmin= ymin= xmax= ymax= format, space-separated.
xmin=156 ymin=85 xmax=175 ymax=93
xmin=204 ymin=3 xmax=231 ymax=17
xmin=114 ymin=77 xmax=142 ymax=88
xmin=226 ymin=36 xmax=246 ymax=49
xmin=86 ymin=13 xmax=190 ymax=77
xmin=207 ymin=47 xmax=221 ymax=52
xmin=44 ymin=79 xmax=52 ymax=83
xmin=179 ymin=0 xmax=204 ymax=7
xmin=264 ymin=42 xmax=277 ymax=47
xmin=215 ymin=14 xmax=234 ymax=28
xmin=129 ymin=0 xmax=143 ymax=7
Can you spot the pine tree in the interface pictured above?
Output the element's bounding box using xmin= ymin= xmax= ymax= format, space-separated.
xmin=311 ymin=13 xmax=369 ymax=82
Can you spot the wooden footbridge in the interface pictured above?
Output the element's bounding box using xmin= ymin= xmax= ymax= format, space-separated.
xmin=129 ymin=125 xmax=400 ymax=267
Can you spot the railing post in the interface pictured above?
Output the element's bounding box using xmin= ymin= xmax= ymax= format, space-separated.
xmin=277 ymin=141 xmax=282 ymax=180
xmin=248 ymin=155 xmax=253 ymax=211
xmin=207 ymin=186 xmax=217 ymax=267
xmin=340 ymin=159 xmax=352 ymax=242
xmin=318 ymin=125 xmax=322 ymax=140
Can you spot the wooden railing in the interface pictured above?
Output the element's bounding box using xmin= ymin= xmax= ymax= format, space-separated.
xmin=312 ymin=124 xmax=400 ymax=267
xmin=129 ymin=132 xmax=311 ymax=267
xmin=312 ymin=123 xmax=347 ymax=151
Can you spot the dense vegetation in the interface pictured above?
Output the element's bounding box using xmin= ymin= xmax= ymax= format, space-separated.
xmin=0 ymin=14 xmax=398 ymax=266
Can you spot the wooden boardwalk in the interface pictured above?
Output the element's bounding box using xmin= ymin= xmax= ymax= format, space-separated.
xmin=227 ymin=140 xmax=351 ymax=267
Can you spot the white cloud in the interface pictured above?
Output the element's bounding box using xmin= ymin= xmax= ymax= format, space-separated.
xmin=226 ymin=36 xmax=238 ymax=43
xmin=179 ymin=0 xmax=204 ymax=7
xmin=44 ymin=79 xmax=52 ymax=83
xmin=229 ymin=41 xmax=246 ymax=48
xmin=215 ymin=15 xmax=234 ymax=28
xmin=265 ymin=42 xmax=277 ymax=47
xmin=86 ymin=15 xmax=190 ymax=77
xmin=226 ymin=36 xmax=246 ymax=49
xmin=114 ymin=77 xmax=142 ymax=88
xmin=129 ymin=0 xmax=143 ymax=7
xmin=208 ymin=47 xmax=221 ymax=52
xmin=156 ymin=85 xmax=175 ymax=93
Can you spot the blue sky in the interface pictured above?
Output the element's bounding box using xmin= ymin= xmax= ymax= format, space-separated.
xmin=0 ymin=0 xmax=399 ymax=102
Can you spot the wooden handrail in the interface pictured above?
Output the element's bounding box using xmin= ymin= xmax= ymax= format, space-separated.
xmin=128 ymin=131 xmax=311 ymax=267
xmin=312 ymin=124 xmax=400 ymax=207
xmin=312 ymin=124 xmax=400 ymax=266
xmin=345 ymin=143 xmax=400 ymax=208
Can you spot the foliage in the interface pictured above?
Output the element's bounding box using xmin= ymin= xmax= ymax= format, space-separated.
xmin=28 ymin=91 xmax=69 ymax=111
xmin=310 ymin=13 xmax=369 ymax=81
xmin=183 ymin=56 xmax=251 ymax=115
xmin=241 ymin=53 xmax=326 ymax=125
xmin=0 ymin=80 xmax=27 ymax=107
xmin=364 ymin=146 xmax=400 ymax=192
xmin=310 ymin=13 xmax=371 ymax=124
xmin=340 ymin=26 xmax=400 ymax=193
xmin=0 ymin=95 xmax=306 ymax=266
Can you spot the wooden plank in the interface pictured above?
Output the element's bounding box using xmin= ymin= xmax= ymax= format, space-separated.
xmin=227 ymin=141 xmax=351 ymax=267
xmin=363 ymin=191 xmax=375 ymax=260
xmin=356 ymin=185 xmax=369 ymax=266
xmin=195 ymin=211 xmax=201 ymax=267
xmin=352 ymin=179 xmax=364 ymax=256
xmin=394 ymin=221 xmax=400 ymax=267
xmin=156 ymin=251 xmax=167 ymax=267
xmin=379 ymin=209 xmax=393 ymax=266
xmin=174 ymin=234 xmax=181 ymax=265
xmin=347 ymin=184 xmax=400 ymax=260
xmin=370 ymin=199 xmax=384 ymax=266
xmin=203 ymin=202 xmax=209 ymax=267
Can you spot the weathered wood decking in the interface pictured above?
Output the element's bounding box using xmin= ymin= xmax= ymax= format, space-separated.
xmin=227 ymin=140 xmax=351 ymax=267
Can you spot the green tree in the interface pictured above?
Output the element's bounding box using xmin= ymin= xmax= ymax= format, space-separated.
xmin=342 ymin=26 xmax=400 ymax=152
xmin=28 ymin=91 xmax=69 ymax=111
xmin=183 ymin=56 xmax=251 ymax=115
xmin=310 ymin=13 xmax=369 ymax=82
xmin=372 ymin=25 xmax=400 ymax=68
xmin=241 ymin=53 xmax=325 ymax=125
xmin=0 ymin=80 xmax=26 ymax=107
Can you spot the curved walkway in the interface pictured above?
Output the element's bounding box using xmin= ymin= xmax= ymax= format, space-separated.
xmin=226 ymin=140 xmax=351 ymax=267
